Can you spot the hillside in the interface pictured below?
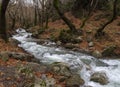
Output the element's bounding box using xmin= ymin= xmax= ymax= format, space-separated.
xmin=32 ymin=12 xmax=120 ymax=58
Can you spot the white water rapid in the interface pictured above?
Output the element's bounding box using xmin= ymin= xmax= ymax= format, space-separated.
xmin=13 ymin=28 xmax=120 ymax=87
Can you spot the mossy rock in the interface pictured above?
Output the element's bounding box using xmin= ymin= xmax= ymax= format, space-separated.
xmin=59 ymin=30 xmax=82 ymax=43
xmin=90 ymin=72 xmax=109 ymax=85
xmin=102 ymin=45 xmax=117 ymax=56
xmin=92 ymin=50 xmax=102 ymax=58
xmin=0 ymin=52 xmax=9 ymax=62
xmin=59 ymin=30 xmax=73 ymax=43
xmin=49 ymin=62 xmax=71 ymax=77
xmin=16 ymin=64 xmax=34 ymax=79
xmin=66 ymin=74 xmax=85 ymax=87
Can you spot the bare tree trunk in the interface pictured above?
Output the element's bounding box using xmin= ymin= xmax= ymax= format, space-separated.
xmin=33 ymin=0 xmax=38 ymax=26
xmin=95 ymin=0 xmax=117 ymax=38
xmin=34 ymin=6 xmax=37 ymax=26
xmin=45 ymin=11 xmax=49 ymax=29
xmin=41 ymin=8 xmax=44 ymax=29
xmin=80 ymin=0 xmax=98 ymax=29
xmin=0 ymin=0 xmax=10 ymax=42
xmin=53 ymin=0 xmax=77 ymax=33
xmin=7 ymin=11 xmax=16 ymax=29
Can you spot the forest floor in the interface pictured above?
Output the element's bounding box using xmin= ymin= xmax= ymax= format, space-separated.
xmin=33 ymin=11 xmax=120 ymax=58
xmin=0 ymin=39 xmax=68 ymax=87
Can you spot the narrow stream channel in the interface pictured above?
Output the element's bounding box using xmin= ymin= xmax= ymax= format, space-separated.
xmin=13 ymin=28 xmax=120 ymax=87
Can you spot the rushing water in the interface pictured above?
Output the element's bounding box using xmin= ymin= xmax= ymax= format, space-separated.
xmin=13 ymin=28 xmax=120 ymax=87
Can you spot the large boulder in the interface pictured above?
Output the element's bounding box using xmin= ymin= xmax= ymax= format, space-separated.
xmin=80 ymin=59 xmax=92 ymax=65
xmin=90 ymin=72 xmax=109 ymax=85
xmin=34 ymin=76 xmax=56 ymax=87
xmin=0 ymin=51 xmax=39 ymax=63
xmin=11 ymin=52 xmax=40 ymax=63
xmin=73 ymin=36 xmax=83 ymax=43
xmin=59 ymin=30 xmax=82 ymax=44
xmin=64 ymin=43 xmax=80 ymax=49
xmin=92 ymin=50 xmax=102 ymax=58
xmin=0 ymin=52 xmax=9 ymax=61
xmin=9 ymin=38 xmax=21 ymax=46
xmin=26 ymin=62 xmax=48 ymax=73
xmin=64 ymin=43 xmax=75 ymax=49
xmin=31 ymin=31 xmax=39 ymax=38
xmin=9 ymin=52 xmax=33 ymax=61
xmin=59 ymin=30 xmax=73 ymax=43
xmin=49 ymin=62 xmax=85 ymax=87
xmin=49 ymin=62 xmax=72 ymax=77
xmin=102 ymin=45 xmax=116 ymax=56
xmin=66 ymin=74 xmax=85 ymax=87
xmin=95 ymin=60 xmax=109 ymax=67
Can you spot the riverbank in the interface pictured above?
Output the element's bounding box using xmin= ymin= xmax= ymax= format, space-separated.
xmin=0 ymin=39 xmax=84 ymax=87
xmin=1 ymin=28 xmax=120 ymax=87
xmin=12 ymin=28 xmax=120 ymax=87
xmin=29 ymin=12 xmax=120 ymax=58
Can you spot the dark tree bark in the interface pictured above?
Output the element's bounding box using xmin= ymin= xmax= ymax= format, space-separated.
xmin=0 ymin=0 xmax=10 ymax=42
xmin=53 ymin=0 xmax=77 ymax=33
xmin=45 ymin=11 xmax=49 ymax=29
xmin=95 ymin=0 xmax=117 ymax=38
xmin=34 ymin=6 xmax=37 ymax=26
xmin=72 ymin=0 xmax=90 ymax=17
xmin=8 ymin=10 xmax=17 ymax=30
xmin=80 ymin=0 xmax=98 ymax=29
xmin=11 ymin=18 xmax=15 ymax=29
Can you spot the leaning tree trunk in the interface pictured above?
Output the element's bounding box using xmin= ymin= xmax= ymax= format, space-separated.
xmin=80 ymin=0 xmax=98 ymax=29
xmin=0 ymin=0 xmax=10 ymax=42
xmin=95 ymin=0 xmax=117 ymax=38
xmin=53 ymin=0 xmax=77 ymax=33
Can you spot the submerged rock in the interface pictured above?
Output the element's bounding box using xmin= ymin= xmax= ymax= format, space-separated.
xmin=95 ymin=60 xmax=109 ymax=67
xmin=90 ymin=72 xmax=109 ymax=85
xmin=80 ymin=59 xmax=92 ymax=65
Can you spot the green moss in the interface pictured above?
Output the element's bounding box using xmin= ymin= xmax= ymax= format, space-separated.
xmin=0 ymin=52 xmax=9 ymax=62
xmin=17 ymin=64 xmax=34 ymax=78
xmin=59 ymin=29 xmax=73 ymax=43
xmin=53 ymin=0 xmax=59 ymax=9
xmin=59 ymin=29 xmax=83 ymax=43
xmin=38 ymin=28 xmax=45 ymax=34
xmin=1 ymin=57 xmax=9 ymax=62
xmin=50 ymin=33 xmax=56 ymax=41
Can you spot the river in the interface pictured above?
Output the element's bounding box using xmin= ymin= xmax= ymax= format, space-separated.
xmin=13 ymin=28 xmax=120 ymax=87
